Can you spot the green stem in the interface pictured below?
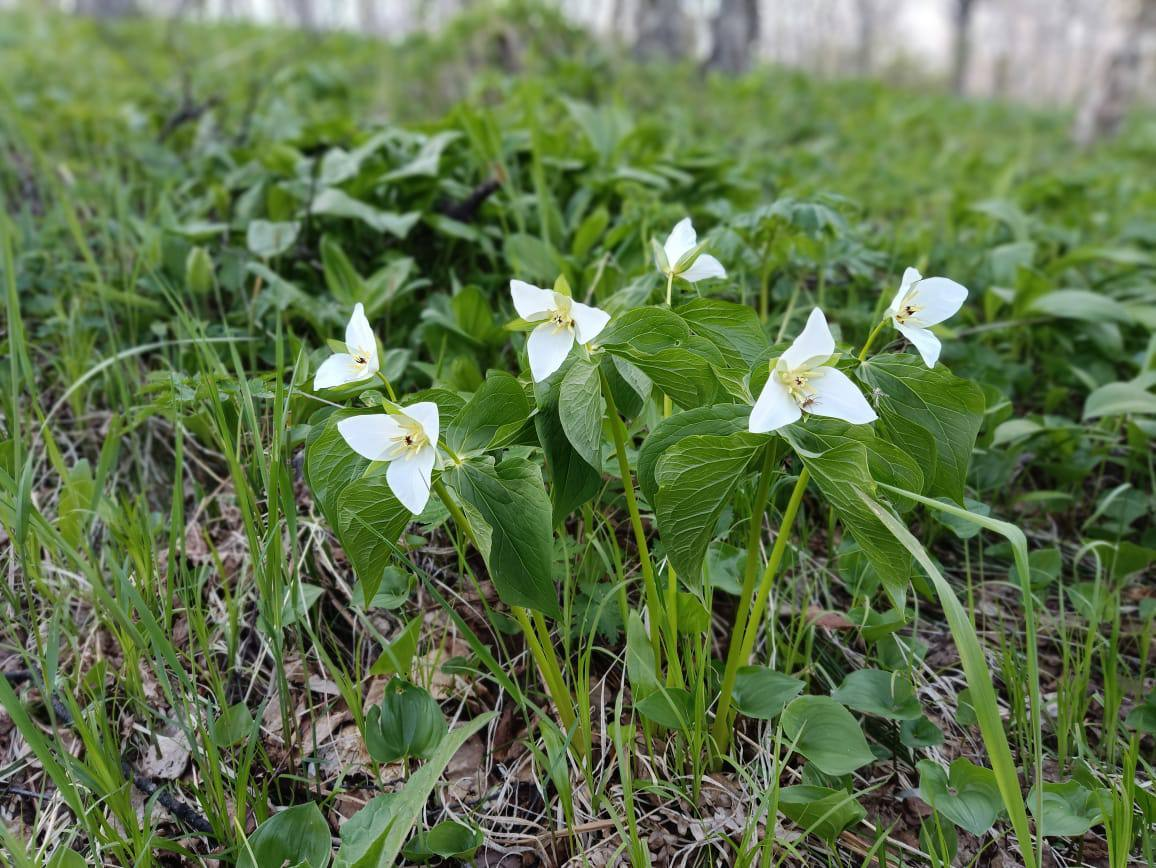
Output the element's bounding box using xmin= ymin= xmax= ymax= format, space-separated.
xmin=600 ymin=368 xmax=666 ymax=671
xmin=728 ymin=443 xmax=777 ymax=659
xmin=433 ymin=478 xmax=577 ymax=735
xmin=859 ymin=318 xmax=888 ymax=362
xmin=375 ymin=370 xmax=397 ymax=402
xmin=660 ymin=270 xmax=685 ymax=686
xmin=712 ymin=465 xmax=810 ymax=755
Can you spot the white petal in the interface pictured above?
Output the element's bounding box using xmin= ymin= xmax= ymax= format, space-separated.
xmin=315 ymin=353 xmax=366 ymax=389
xmin=808 ymin=368 xmax=877 ymax=425
xmin=346 ymin=302 xmax=374 ymax=349
xmin=896 ymin=321 xmax=942 ymax=367
xmin=571 ymin=300 xmax=611 ymax=343
xmin=337 ymin=414 xmax=404 ymax=461
xmin=527 ymin=323 xmax=575 ymax=382
xmin=781 ymin=308 xmax=836 ymax=371
xmin=510 ymin=280 xmax=554 ymax=321
xmin=403 ymin=401 xmax=440 ymax=445
xmin=679 ymin=253 xmax=727 ymax=283
xmin=387 ymin=447 xmax=435 ymax=514
xmin=663 ymin=217 xmax=696 ymax=267
xmin=910 ymin=276 xmax=968 ymax=326
xmin=749 ymin=376 xmax=801 ymax=434
xmin=890 ymin=267 xmax=922 ymax=313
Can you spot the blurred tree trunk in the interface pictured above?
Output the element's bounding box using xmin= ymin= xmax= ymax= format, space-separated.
xmin=706 ymin=0 xmax=760 ymax=74
xmin=635 ymin=0 xmax=690 ymax=61
xmin=854 ymin=0 xmax=876 ymax=75
xmin=1073 ymin=0 xmax=1156 ymax=145
xmin=950 ymin=0 xmax=978 ymax=94
xmin=76 ymin=0 xmax=138 ymax=16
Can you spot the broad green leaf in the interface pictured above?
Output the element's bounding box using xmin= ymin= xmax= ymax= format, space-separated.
xmin=674 ymin=591 xmax=710 ymax=634
xmin=1027 ymin=289 xmax=1133 ymax=324
xmin=447 ymin=458 xmax=559 ymax=617
xmin=369 ymin=617 xmax=421 ymax=677
xmin=778 ymin=785 xmax=866 ymax=841
xmin=637 ymin=404 xmax=752 ymax=507
xmin=678 ymin=297 xmax=768 ymax=365
xmin=654 ymin=431 xmax=764 ymax=581
xmin=212 ymin=702 xmax=256 ymax=748
xmin=238 ymin=802 xmax=331 ymax=868
xmin=281 ymin=582 xmax=324 ymax=627
xmin=246 ymin=219 xmax=300 ymax=258
xmin=333 ymin=712 xmax=495 ymax=868
xmin=57 ymin=459 xmax=95 ymax=548
xmin=364 ymin=678 xmax=447 ymax=763
xmin=598 ymin=307 xmax=690 ymax=352
xmin=782 ymin=426 xmax=912 ymax=605
xmin=447 ymin=371 xmax=529 ymax=453
xmin=611 ymin=345 xmax=719 ymax=408
xmin=917 ymin=758 xmax=1003 ymax=836
xmin=402 ymin=820 xmax=483 ymax=863
xmin=533 ymin=397 xmax=601 ymax=526
xmin=780 ymin=695 xmax=874 ymax=776
xmin=830 ymin=669 xmax=922 ymax=720
xmin=311 ymin=188 xmax=420 ymax=238
xmin=558 ymin=355 xmax=603 ymax=470
xmin=732 ymin=666 xmax=804 ymax=720
xmin=1083 ymin=380 xmax=1156 ymax=419
xmin=185 ymin=245 xmax=214 ymax=295
xmin=599 ymin=308 xmax=719 ymax=407
xmin=901 ymin=715 xmax=944 ymax=748
xmin=381 ymin=130 xmax=460 ymax=181
xmin=625 ymin=611 xmax=658 ymax=699
xmin=858 ymin=353 xmax=984 ymax=502
xmin=333 ymin=795 xmax=395 ymax=868
xmin=337 ymin=475 xmax=412 ymax=604
xmin=320 ymin=235 xmax=365 ymax=305
xmin=572 ymin=206 xmax=609 ymax=258
xmin=503 ymin=233 xmax=563 ymax=282
xmin=636 ymin=687 xmax=694 ymax=732
xmin=305 ymin=411 xmax=368 ymax=526
xmin=1026 ymin=781 xmax=1102 ymax=837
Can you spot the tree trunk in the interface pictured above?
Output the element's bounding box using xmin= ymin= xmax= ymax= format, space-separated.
xmin=950 ymin=0 xmax=977 ymax=94
xmin=77 ymin=0 xmax=138 ymax=16
xmin=1073 ymin=0 xmax=1156 ymax=145
xmin=854 ymin=0 xmax=875 ymax=75
xmin=635 ymin=0 xmax=690 ymax=62
xmin=706 ymin=0 xmax=760 ymax=74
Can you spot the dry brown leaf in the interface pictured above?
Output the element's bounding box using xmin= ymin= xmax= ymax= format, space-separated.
xmin=138 ymin=732 xmax=191 ymax=780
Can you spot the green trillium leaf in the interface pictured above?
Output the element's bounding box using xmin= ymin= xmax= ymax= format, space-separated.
xmin=780 ymin=695 xmax=875 ymax=776
xmin=917 ymin=757 xmax=1004 ymax=836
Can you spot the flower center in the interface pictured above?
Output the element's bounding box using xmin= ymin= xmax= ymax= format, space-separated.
xmin=550 ymin=310 xmax=576 ymax=332
xmin=351 ymin=346 xmax=372 ymax=368
xmin=894 ymin=291 xmax=923 ymax=325
xmin=388 ymin=417 xmax=429 ymax=459
xmin=778 ymin=364 xmax=822 ymax=410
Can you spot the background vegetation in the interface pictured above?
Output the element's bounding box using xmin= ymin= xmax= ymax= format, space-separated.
xmin=1 ymin=3 xmax=1153 ymax=865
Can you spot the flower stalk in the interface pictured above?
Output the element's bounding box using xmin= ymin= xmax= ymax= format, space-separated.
xmin=713 ymin=315 xmax=887 ymax=756
xmin=432 ymin=477 xmax=580 ymax=748
xmin=600 ymin=367 xmax=668 ymax=672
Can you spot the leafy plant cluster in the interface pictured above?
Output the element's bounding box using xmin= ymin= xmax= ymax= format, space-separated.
xmin=0 ymin=5 xmax=1153 ymax=867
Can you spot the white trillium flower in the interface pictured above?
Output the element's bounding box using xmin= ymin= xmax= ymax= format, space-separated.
xmin=337 ymin=402 xmax=440 ymax=515
xmin=658 ymin=217 xmax=727 ymax=283
xmin=887 ymin=267 xmax=969 ymax=368
xmin=315 ymin=303 xmax=379 ymax=389
xmin=510 ymin=280 xmax=611 ymax=382
xmin=749 ymin=307 xmax=877 ymax=433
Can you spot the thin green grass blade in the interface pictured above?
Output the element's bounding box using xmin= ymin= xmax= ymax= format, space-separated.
xmin=877 ymin=481 xmax=1044 ymax=854
xmin=856 ymin=487 xmax=1038 ymax=868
